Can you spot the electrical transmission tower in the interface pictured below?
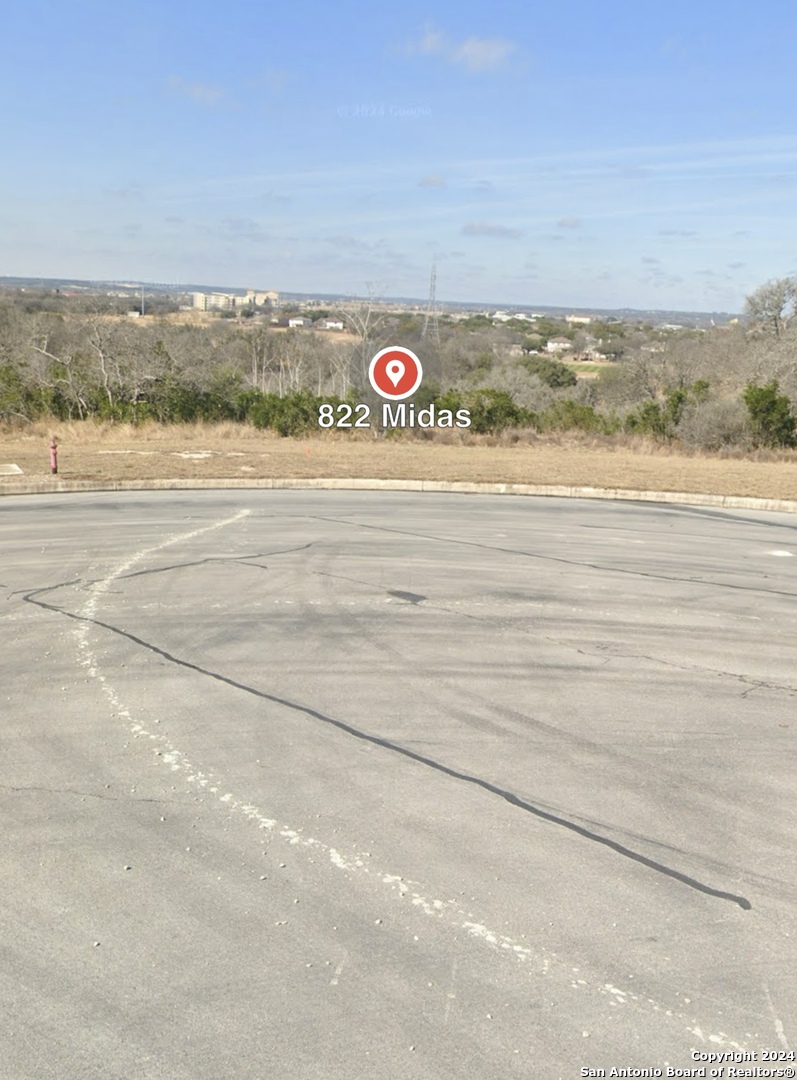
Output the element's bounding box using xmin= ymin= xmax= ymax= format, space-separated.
xmin=422 ymin=262 xmax=440 ymax=343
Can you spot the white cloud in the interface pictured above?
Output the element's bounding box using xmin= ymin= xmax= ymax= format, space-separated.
xmin=220 ymin=217 xmax=270 ymax=243
xmin=103 ymin=186 xmax=144 ymax=200
xmin=168 ymin=76 xmax=225 ymax=106
xmin=406 ymin=24 xmax=516 ymax=72
xmin=453 ymin=36 xmax=516 ymax=72
xmin=462 ymin=221 xmax=523 ymax=238
xmin=414 ymin=24 xmax=447 ymax=56
xmin=419 ymin=174 xmax=446 ymax=188
xmin=245 ymin=68 xmax=290 ymax=95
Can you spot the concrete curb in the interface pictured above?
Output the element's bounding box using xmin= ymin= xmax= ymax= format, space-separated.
xmin=1 ymin=476 xmax=796 ymax=513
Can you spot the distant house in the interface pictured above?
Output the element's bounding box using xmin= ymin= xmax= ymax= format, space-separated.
xmin=581 ymin=349 xmax=612 ymax=361
xmin=566 ymin=314 xmax=593 ymax=325
xmin=319 ymin=318 xmax=345 ymax=331
xmin=288 ymin=317 xmax=313 ymax=328
xmin=546 ymin=336 xmax=574 ymax=353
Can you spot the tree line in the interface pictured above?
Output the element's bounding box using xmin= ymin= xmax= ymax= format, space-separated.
xmin=0 ymin=279 xmax=795 ymax=448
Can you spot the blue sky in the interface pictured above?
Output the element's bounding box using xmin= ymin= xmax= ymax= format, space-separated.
xmin=2 ymin=0 xmax=796 ymax=311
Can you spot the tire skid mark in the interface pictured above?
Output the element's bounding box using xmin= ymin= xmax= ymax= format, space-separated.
xmin=38 ymin=584 xmax=752 ymax=911
xmin=308 ymin=568 xmax=775 ymax=896
xmin=309 ymin=513 xmax=797 ymax=601
xmin=34 ymin=506 xmax=753 ymax=1052
xmin=25 ymin=530 xmax=753 ymax=911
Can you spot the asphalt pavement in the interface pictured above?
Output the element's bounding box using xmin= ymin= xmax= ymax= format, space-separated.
xmin=1 ymin=490 xmax=795 ymax=1079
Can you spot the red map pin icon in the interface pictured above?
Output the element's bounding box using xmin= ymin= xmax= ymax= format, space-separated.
xmin=368 ymin=346 xmax=423 ymax=400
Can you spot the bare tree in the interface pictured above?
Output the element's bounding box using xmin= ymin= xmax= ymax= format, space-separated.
xmin=744 ymin=277 xmax=797 ymax=337
xmin=0 ymin=301 xmax=30 ymax=366
xmin=82 ymin=316 xmax=137 ymax=410
xmin=241 ymin=326 xmax=279 ymax=392
xmin=326 ymin=339 xmax=353 ymax=398
xmin=336 ymin=284 xmax=392 ymax=389
xmin=28 ymin=315 xmax=97 ymax=419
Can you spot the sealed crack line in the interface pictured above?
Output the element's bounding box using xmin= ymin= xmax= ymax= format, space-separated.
xmin=19 ymin=501 xmax=758 ymax=1054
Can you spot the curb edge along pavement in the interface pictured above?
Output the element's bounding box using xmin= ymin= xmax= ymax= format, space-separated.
xmin=1 ymin=476 xmax=796 ymax=514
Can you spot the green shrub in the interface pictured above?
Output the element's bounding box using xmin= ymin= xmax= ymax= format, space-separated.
xmin=519 ymin=356 xmax=577 ymax=388
xmin=0 ymin=364 xmax=29 ymax=420
xmin=625 ymin=400 xmax=668 ymax=438
xmin=249 ymin=390 xmax=335 ymax=436
xmin=458 ymin=388 xmax=533 ymax=433
xmin=541 ymin=399 xmax=618 ymax=434
xmin=742 ymin=380 xmax=796 ymax=448
xmin=625 ymin=382 xmax=712 ymax=440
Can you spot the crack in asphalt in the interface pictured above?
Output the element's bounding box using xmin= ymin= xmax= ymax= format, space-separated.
xmin=652 ymin=505 xmax=797 ymax=533
xmin=313 ymin=570 xmax=427 ymax=607
xmin=119 ymin=553 xmax=272 ymax=580
xmin=309 ymin=514 xmax=797 ymax=601
xmin=589 ymin=643 xmax=797 ymax=697
xmin=312 ymin=567 xmax=797 ymax=697
xmin=23 ymin=586 xmax=753 ymax=911
xmin=116 ymin=541 xmax=314 ymax=582
xmin=5 ymin=543 xmax=315 ymax=598
xmin=307 ymin=572 xmax=797 ymax=897
xmin=1 ymin=784 xmax=180 ymax=804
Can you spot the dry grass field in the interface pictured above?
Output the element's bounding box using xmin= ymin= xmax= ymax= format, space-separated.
xmin=1 ymin=420 xmax=796 ymax=500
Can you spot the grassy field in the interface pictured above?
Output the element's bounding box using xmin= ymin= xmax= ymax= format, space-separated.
xmin=563 ymin=361 xmax=606 ymax=376
xmin=1 ymin=420 xmax=796 ymax=500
